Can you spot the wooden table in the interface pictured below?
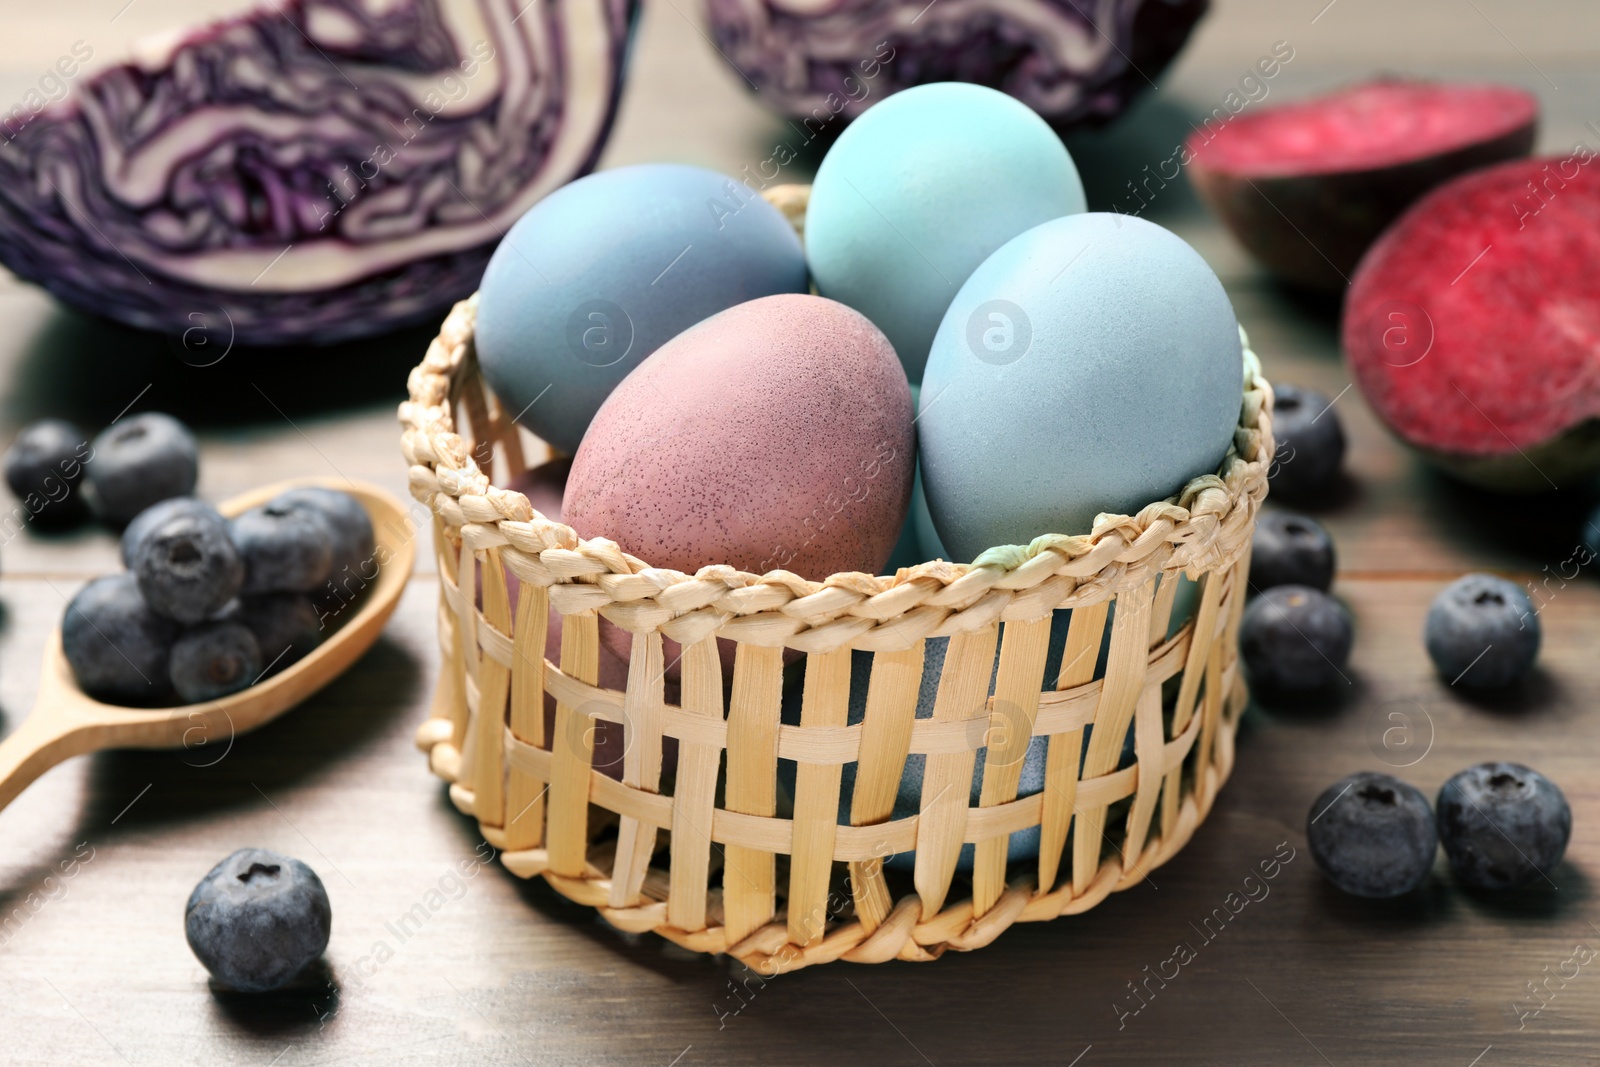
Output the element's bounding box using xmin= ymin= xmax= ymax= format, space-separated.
xmin=3 ymin=2 xmax=1600 ymax=1064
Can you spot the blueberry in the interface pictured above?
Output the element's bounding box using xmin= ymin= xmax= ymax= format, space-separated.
xmin=121 ymin=497 xmax=223 ymax=568
xmin=1239 ymin=585 xmax=1353 ymax=693
xmin=87 ymin=413 xmax=199 ymax=525
xmin=1424 ymin=573 xmax=1538 ymax=688
xmin=1250 ymin=511 xmax=1336 ymax=593
xmin=1582 ymin=504 xmax=1600 ymax=565
xmin=62 ymin=573 xmax=180 ymax=705
xmin=1268 ymin=383 xmax=1346 ymax=500
xmin=230 ymin=503 xmax=334 ymax=594
xmin=170 ymin=621 xmax=261 ymax=703
xmin=226 ymin=594 xmax=323 ymax=673
xmin=4 ymin=419 xmax=91 ymax=527
xmin=185 ymin=848 xmax=332 ymax=992
xmin=269 ymin=488 xmax=375 ymax=605
xmin=134 ymin=513 xmax=244 ymax=623
xmin=1307 ymin=771 xmax=1437 ymax=897
xmin=1437 ymin=762 xmax=1570 ymax=890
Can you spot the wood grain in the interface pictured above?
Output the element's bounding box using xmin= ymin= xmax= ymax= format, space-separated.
xmin=1 ymin=2 xmax=1598 ymax=1064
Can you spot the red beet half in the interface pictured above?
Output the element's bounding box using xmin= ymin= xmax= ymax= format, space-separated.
xmin=1189 ymin=80 xmax=1538 ymax=291
xmin=1344 ymin=155 xmax=1600 ymax=492
xmin=704 ymin=0 xmax=1207 ymax=130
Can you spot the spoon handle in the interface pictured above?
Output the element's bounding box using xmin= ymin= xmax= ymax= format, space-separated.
xmin=0 ymin=712 xmax=94 ymax=816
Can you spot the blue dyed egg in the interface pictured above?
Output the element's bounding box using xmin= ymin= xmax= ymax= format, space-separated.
xmin=920 ymin=213 xmax=1243 ymax=563
xmin=475 ymin=164 xmax=808 ymax=453
xmin=805 ymin=83 xmax=1086 ymax=382
xmin=780 ymin=570 xmax=1200 ymax=872
xmin=884 ymin=384 xmax=949 ymax=572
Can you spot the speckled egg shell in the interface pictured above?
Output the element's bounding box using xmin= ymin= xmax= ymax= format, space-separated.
xmin=805 ymin=82 xmax=1086 ymax=382
xmin=920 ymin=213 xmax=1243 ymax=563
xmin=475 ymin=164 xmax=809 ymax=454
xmin=565 ymin=293 xmax=915 ymax=665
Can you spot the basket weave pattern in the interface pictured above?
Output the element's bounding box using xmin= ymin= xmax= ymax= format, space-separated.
xmin=401 ymin=191 xmax=1274 ymax=973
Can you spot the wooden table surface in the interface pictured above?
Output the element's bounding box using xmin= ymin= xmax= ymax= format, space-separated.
xmin=4 ymin=2 xmax=1600 ymax=1064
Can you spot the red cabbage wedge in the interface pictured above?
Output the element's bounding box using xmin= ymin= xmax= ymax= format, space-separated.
xmin=0 ymin=0 xmax=637 ymax=345
xmin=703 ymin=0 xmax=1207 ymax=129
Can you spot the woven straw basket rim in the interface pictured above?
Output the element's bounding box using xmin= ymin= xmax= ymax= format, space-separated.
xmin=400 ymin=307 xmax=1273 ymax=633
xmin=401 ymin=184 xmax=1275 ymax=973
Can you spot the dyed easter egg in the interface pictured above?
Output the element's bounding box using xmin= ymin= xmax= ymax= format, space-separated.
xmin=920 ymin=213 xmax=1242 ymax=562
xmin=564 ymin=293 xmax=915 ymax=663
xmin=782 ymin=612 xmax=1079 ymax=871
xmin=884 ymin=384 xmax=949 ymax=572
xmin=782 ymin=571 xmax=1200 ymax=870
xmin=476 ymin=164 xmax=808 ymax=454
xmin=805 ymin=82 xmax=1086 ymax=381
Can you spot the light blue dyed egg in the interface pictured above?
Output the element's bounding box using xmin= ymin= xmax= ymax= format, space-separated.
xmin=805 ymin=83 xmax=1086 ymax=382
xmin=782 ymin=611 xmax=1084 ymax=873
xmin=475 ymin=164 xmax=808 ymax=454
xmin=919 ymin=213 xmax=1242 ymax=563
xmin=778 ymin=572 xmax=1202 ymax=874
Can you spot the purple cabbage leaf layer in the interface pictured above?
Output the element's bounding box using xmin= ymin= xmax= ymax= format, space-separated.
xmin=0 ymin=0 xmax=637 ymax=345
xmin=704 ymin=0 xmax=1206 ymax=129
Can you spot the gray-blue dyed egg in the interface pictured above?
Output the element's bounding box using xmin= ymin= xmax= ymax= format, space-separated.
xmin=885 ymin=384 xmax=949 ymax=571
xmin=919 ymin=213 xmax=1243 ymax=563
xmin=475 ymin=164 xmax=808 ymax=454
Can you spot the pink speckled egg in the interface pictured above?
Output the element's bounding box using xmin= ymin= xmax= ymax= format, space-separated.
xmin=565 ymin=293 xmax=915 ymax=661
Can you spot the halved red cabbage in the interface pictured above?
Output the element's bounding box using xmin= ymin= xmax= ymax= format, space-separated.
xmin=0 ymin=0 xmax=637 ymax=345
xmin=703 ymin=0 xmax=1206 ymax=128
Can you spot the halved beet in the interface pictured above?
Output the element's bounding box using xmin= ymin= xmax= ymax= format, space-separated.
xmin=703 ymin=0 xmax=1207 ymax=129
xmin=1344 ymin=155 xmax=1600 ymax=492
xmin=0 ymin=0 xmax=637 ymax=345
xmin=1189 ymin=80 xmax=1537 ymax=290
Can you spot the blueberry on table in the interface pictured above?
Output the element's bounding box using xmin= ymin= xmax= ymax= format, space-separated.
xmin=62 ymin=573 xmax=180 ymax=705
xmin=230 ymin=503 xmax=334 ymax=594
xmin=1582 ymin=503 xmax=1600 ymax=566
xmin=1437 ymin=762 xmax=1570 ymax=890
xmin=4 ymin=419 xmax=91 ymax=526
xmin=134 ymin=513 xmax=244 ymax=624
xmin=1268 ymin=383 xmax=1346 ymax=500
xmin=170 ymin=621 xmax=262 ymax=703
xmin=1250 ymin=511 xmax=1336 ymax=593
xmin=121 ymin=497 xmax=222 ymax=568
xmin=268 ymin=488 xmax=375 ymax=604
xmin=226 ymin=594 xmax=323 ymax=673
xmin=86 ymin=413 xmax=199 ymax=525
xmin=1239 ymin=585 xmax=1353 ymax=693
xmin=1307 ymin=771 xmax=1437 ymax=898
xmin=185 ymin=848 xmax=332 ymax=992
xmin=1424 ymin=573 xmax=1538 ymax=688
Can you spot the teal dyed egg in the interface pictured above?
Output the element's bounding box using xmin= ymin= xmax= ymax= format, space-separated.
xmin=919 ymin=213 xmax=1242 ymax=563
xmin=805 ymin=83 xmax=1086 ymax=382
xmin=476 ymin=164 xmax=808 ymax=454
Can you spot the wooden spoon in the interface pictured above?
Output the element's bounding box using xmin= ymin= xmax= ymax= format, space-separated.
xmin=0 ymin=478 xmax=416 ymax=815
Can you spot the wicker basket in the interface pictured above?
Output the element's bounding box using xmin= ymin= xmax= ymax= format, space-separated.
xmin=402 ymin=186 xmax=1274 ymax=973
